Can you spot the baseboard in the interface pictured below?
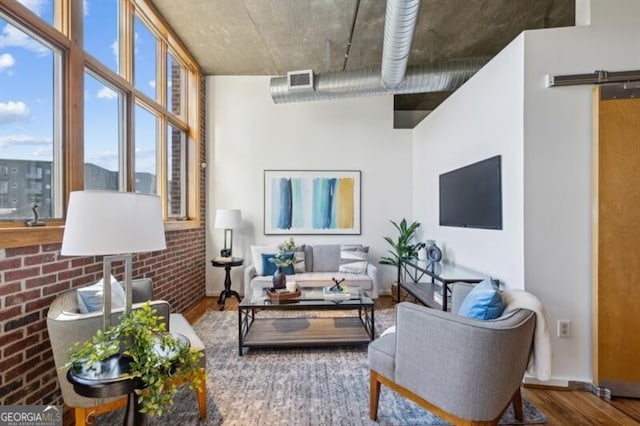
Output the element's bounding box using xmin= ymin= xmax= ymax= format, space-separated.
xmin=523 ymin=376 xmax=570 ymax=389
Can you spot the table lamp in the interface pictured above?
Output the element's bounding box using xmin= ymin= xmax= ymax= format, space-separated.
xmin=214 ymin=208 xmax=241 ymax=257
xmin=61 ymin=191 xmax=166 ymax=329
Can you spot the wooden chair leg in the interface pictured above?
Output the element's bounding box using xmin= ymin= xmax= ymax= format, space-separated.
xmin=511 ymin=386 xmax=523 ymax=421
xmin=74 ymin=407 xmax=88 ymax=426
xmin=196 ymin=375 xmax=207 ymax=419
xmin=369 ymin=370 xmax=381 ymax=421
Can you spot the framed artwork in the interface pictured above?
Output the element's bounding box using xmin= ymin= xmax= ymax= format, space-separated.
xmin=264 ymin=170 xmax=361 ymax=235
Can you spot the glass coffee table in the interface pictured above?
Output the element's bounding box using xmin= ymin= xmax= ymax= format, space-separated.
xmin=238 ymin=286 xmax=375 ymax=356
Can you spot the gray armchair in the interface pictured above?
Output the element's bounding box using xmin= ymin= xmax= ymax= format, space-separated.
xmin=47 ymin=278 xmax=207 ymax=426
xmin=368 ymin=283 xmax=536 ymax=425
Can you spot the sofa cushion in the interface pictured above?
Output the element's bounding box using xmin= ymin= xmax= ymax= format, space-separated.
xmin=338 ymin=244 xmax=369 ymax=274
xmin=458 ymin=278 xmax=505 ymax=320
xmin=294 ymin=245 xmax=306 ymax=273
xmin=250 ymin=244 xmax=279 ymax=276
xmin=77 ymin=275 xmax=125 ymax=313
xmin=261 ymin=252 xmax=295 ymax=275
xmin=312 ymin=244 xmax=341 ymax=272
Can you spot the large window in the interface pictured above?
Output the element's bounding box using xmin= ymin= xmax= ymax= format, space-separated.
xmin=0 ymin=0 xmax=202 ymax=247
xmin=0 ymin=15 xmax=61 ymax=221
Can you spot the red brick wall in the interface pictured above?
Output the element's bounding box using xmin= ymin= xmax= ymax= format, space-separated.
xmin=0 ymin=75 xmax=207 ymax=407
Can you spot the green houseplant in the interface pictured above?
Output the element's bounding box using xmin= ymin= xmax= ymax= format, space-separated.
xmin=379 ymin=219 xmax=426 ymax=267
xmin=65 ymin=302 xmax=204 ymax=417
xmin=269 ymin=238 xmax=299 ymax=289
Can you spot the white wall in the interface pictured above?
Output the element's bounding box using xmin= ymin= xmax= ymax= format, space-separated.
xmin=522 ymin=1 xmax=640 ymax=383
xmin=412 ymin=0 xmax=640 ymax=384
xmin=206 ymin=76 xmax=413 ymax=296
xmin=412 ymin=35 xmax=525 ymax=288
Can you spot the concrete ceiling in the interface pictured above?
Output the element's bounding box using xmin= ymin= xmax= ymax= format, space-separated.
xmin=150 ymin=0 xmax=575 ymax=111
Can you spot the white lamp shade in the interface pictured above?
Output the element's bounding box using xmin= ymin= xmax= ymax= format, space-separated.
xmin=61 ymin=191 xmax=167 ymax=256
xmin=214 ymin=209 xmax=242 ymax=229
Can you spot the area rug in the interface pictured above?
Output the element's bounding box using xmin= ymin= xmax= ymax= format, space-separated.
xmin=93 ymin=309 xmax=546 ymax=425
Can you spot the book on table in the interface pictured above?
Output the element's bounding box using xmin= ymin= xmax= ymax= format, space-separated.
xmin=323 ymin=285 xmax=351 ymax=301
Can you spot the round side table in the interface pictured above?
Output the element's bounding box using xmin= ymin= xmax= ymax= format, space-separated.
xmin=211 ymin=257 xmax=244 ymax=310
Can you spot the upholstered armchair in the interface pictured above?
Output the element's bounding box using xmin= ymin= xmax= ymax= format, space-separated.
xmin=368 ymin=283 xmax=536 ymax=426
xmin=47 ymin=278 xmax=207 ymax=426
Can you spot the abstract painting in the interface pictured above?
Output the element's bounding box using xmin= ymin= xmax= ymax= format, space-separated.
xmin=264 ymin=170 xmax=361 ymax=235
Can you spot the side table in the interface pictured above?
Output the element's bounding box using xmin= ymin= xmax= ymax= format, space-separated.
xmin=211 ymin=257 xmax=244 ymax=310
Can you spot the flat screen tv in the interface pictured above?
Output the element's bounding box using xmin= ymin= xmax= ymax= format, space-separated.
xmin=439 ymin=155 xmax=502 ymax=230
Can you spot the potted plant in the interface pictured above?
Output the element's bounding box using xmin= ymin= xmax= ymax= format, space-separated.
xmin=380 ymin=219 xmax=425 ymax=298
xmin=270 ymin=238 xmax=298 ymax=289
xmin=65 ymin=302 xmax=204 ymax=417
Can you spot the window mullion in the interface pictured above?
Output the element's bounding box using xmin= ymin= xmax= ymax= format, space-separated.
xmin=65 ymin=0 xmax=84 ymax=196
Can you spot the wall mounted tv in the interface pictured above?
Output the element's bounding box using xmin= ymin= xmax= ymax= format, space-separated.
xmin=439 ymin=155 xmax=502 ymax=230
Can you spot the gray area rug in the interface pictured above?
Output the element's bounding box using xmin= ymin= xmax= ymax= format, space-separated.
xmin=94 ymin=308 xmax=546 ymax=425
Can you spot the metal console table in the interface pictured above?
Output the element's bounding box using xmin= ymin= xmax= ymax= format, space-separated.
xmin=397 ymin=259 xmax=487 ymax=311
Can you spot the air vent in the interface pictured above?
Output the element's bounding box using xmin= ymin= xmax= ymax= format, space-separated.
xmin=287 ymin=70 xmax=314 ymax=91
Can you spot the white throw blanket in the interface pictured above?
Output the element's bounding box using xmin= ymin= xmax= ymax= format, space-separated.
xmin=502 ymin=290 xmax=552 ymax=381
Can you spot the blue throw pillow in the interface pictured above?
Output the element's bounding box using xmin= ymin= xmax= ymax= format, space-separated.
xmin=457 ymin=278 xmax=505 ymax=320
xmin=261 ymin=253 xmax=295 ymax=276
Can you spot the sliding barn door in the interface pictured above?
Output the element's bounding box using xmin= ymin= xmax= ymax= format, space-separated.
xmin=593 ymin=85 xmax=640 ymax=398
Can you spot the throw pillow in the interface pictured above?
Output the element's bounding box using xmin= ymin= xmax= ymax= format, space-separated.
xmin=250 ymin=244 xmax=279 ymax=276
xmin=294 ymin=245 xmax=306 ymax=274
xmin=77 ymin=275 xmax=126 ymax=314
xmin=457 ymin=278 xmax=505 ymax=320
xmin=338 ymin=245 xmax=369 ymax=274
xmin=261 ymin=253 xmax=295 ymax=276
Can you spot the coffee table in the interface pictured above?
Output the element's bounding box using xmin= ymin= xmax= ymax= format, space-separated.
xmin=238 ymin=286 xmax=375 ymax=356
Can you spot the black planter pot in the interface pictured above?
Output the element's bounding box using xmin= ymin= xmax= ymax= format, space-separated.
xmin=273 ymin=267 xmax=286 ymax=289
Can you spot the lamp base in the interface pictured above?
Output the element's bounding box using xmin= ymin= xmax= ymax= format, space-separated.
xmin=220 ymin=248 xmax=231 ymax=257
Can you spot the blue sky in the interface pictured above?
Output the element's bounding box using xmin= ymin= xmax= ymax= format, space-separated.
xmin=0 ymin=0 xmax=158 ymax=174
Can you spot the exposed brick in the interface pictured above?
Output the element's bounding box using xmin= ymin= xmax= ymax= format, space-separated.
xmin=84 ymin=264 xmax=102 ymax=274
xmin=5 ymin=246 xmax=39 ymax=257
xmin=26 ymin=319 xmax=46 ymax=336
xmin=24 ymin=253 xmax=57 ymax=266
xmin=41 ymin=243 xmax=61 ymax=252
xmin=0 ymin=282 xmax=21 ymax=297
xmin=5 ymin=266 xmax=40 ymax=282
xmin=0 ymin=352 xmax=23 ymax=372
xmin=58 ymin=268 xmax=81 ymax=280
xmin=0 ymin=329 xmax=23 ymax=347
xmin=3 ymin=381 xmax=39 ymax=404
xmin=26 ymin=359 xmax=54 ymax=382
xmin=0 ymin=305 xmax=22 ymax=322
xmin=26 ymin=381 xmax=56 ymax=404
xmin=5 ymin=288 xmax=40 ymax=307
xmin=4 ymin=311 xmax=39 ymax=332
xmin=0 ymin=257 xmax=21 ymax=270
xmin=71 ymin=257 xmax=93 ymax=267
xmin=42 ymin=261 xmax=69 ymax=274
xmin=0 ymin=378 xmax=22 ymax=399
xmin=25 ymin=274 xmax=57 ymax=289
xmin=26 ymin=341 xmax=50 ymax=359
xmin=4 ymin=334 xmax=39 ymax=357
xmin=43 ymin=281 xmax=71 ymax=295
xmin=25 ymin=295 xmax=55 ymax=313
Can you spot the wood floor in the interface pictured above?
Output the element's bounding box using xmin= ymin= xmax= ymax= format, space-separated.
xmin=185 ymin=295 xmax=640 ymax=426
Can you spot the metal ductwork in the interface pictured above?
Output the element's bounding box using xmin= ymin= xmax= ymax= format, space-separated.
xmin=270 ymin=58 xmax=488 ymax=104
xmin=381 ymin=0 xmax=421 ymax=88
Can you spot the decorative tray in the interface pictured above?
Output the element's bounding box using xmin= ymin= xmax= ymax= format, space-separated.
xmin=266 ymin=287 xmax=301 ymax=301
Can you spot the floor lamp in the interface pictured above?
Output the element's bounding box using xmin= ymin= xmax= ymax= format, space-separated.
xmin=61 ymin=191 xmax=166 ymax=329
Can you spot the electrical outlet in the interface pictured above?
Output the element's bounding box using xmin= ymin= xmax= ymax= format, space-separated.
xmin=557 ymin=320 xmax=571 ymax=338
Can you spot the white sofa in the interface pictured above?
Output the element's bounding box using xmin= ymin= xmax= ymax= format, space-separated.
xmin=244 ymin=244 xmax=379 ymax=298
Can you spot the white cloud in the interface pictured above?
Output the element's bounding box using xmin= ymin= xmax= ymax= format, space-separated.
xmin=83 ymin=0 xmax=89 ymax=16
xmin=135 ymin=147 xmax=155 ymax=158
xmin=0 ymin=101 xmax=30 ymax=125
xmin=148 ymin=80 xmax=156 ymax=88
xmin=97 ymin=86 xmax=117 ymax=100
xmin=0 ymin=134 xmax=51 ymax=147
xmin=32 ymin=146 xmax=53 ymax=157
xmin=17 ymin=0 xmax=47 ymax=17
xmin=0 ymin=53 xmax=15 ymax=72
xmin=0 ymin=24 xmax=50 ymax=56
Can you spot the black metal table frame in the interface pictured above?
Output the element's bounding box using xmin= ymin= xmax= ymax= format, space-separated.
xmin=238 ymin=297 xmax=375 ymax=356
xmin=397 ymin=259 xmax=485 ymax=311
xmin=210 ymin=258 xmax=244 ymax=310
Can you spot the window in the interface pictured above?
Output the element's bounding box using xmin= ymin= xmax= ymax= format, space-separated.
xmin=84 ymin=0 xmax=119 ymax=73
xmin=84 ymin=71 xmax=123 ymax=190
xmin=0 ymin=15 xmax=61 ymax=221
xmin=167 ymin=124 xmax=186 ymax=218
xmin=1 ymin=0 xmax=201 ymax=246
xmin=134 ymin=15 xmax=157 ymax=101
xmin=134 ymin=104 xmax=157 ymax=194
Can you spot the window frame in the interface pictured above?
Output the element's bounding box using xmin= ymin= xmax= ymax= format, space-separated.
xmin=0 ymin=0 xmax=202 ymax=248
